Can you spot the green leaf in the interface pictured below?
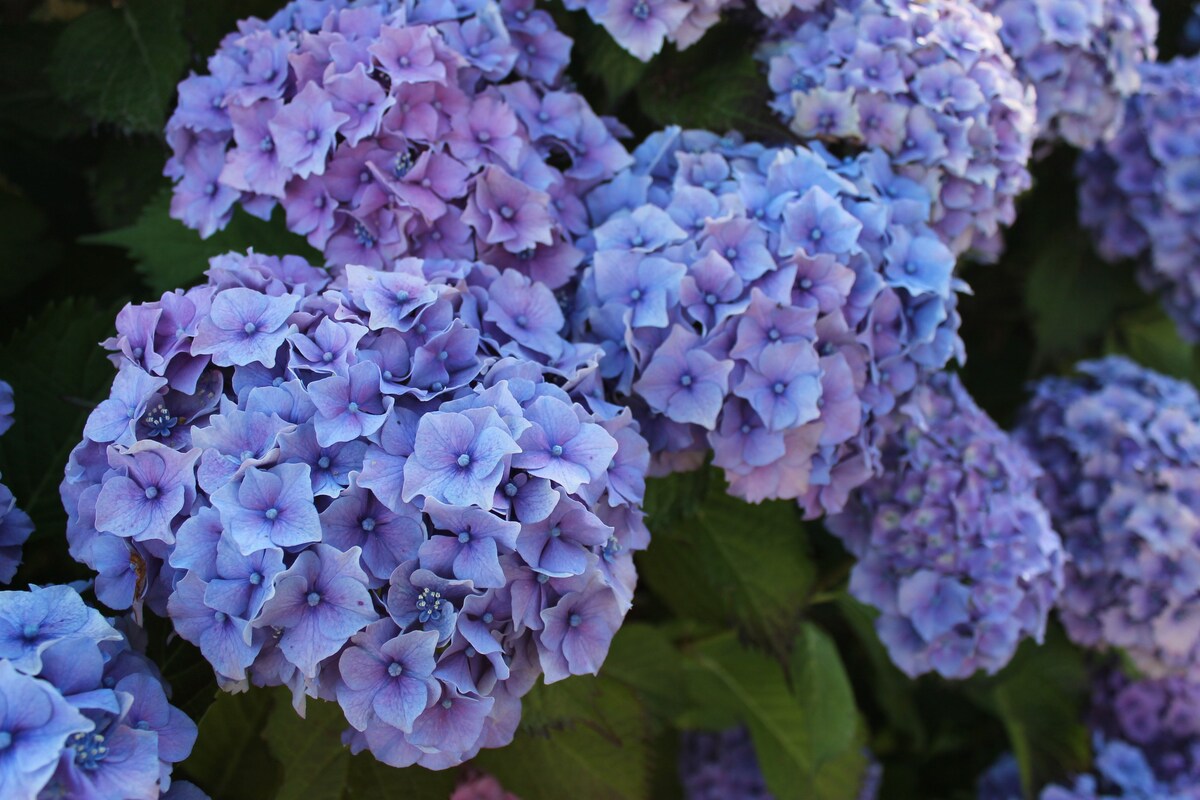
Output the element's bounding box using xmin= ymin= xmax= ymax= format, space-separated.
xmin=48 ymin=0 xmax=189 ymax=134
xmin=576 ymin=22 xmax=649 ymax=108
xmin=85 ymin=189 xmax=322 ymax=294
xmin=1107 ymin=304 xmax=1200 ymax=385
xmin=790 ymin=624 xmax=857 ymax=765
xmin=182 ymin=690 xmax=282 ymax=800
xmin=343 ymin=756 xmax=459 ymax=798
xmin=601 ymin=623 xmax=689 ymax=731
xmin=474 ymin=674 xmax=652 ymax=800
xmin=263 ymin=696 xmax=351 ymax=800
xmin=0 ymin=299 xmax=116 ymax=561
xmin=0 ymin=23 xmax=90 ymax=141
xmin=0 ymin=190 xmax=61 ymax=301
xmin=986 ymin=626 xmax=1090 ymax=794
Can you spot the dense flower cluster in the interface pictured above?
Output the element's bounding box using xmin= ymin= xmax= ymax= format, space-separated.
xmin=572 ymin=126 xmax=964 ymax=513
xmin=974 ymin=0 xmax=1157 ymax=149
xmin=0 ymin=381 xmax=33 ymax=584
xmin=1016 ymin=357 xmax=1200 ymax=678
xmin=758 ymin=0 xmax=1037 ymax=259
xmin=0 ymin=584 xmax=199 ymax=800
xmin=60 ymin=251 xmax=648 ymax=769
xmin=828 ymin=373 xmax=1063 ymax=679
xmin=166 ymin=0 xmax=630 ymax=288
xmin=679 ymin=726 xmax=882 ymax=800
xmin=979 ymin=670 xmax=1200 ymax=800
xmin=1076 ymin=56 xmax=1200 ymax=342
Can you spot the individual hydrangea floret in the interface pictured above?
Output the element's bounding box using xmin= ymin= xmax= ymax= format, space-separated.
xmin=573 ymin=127 xmax=964 ymax=514
xmin=757 ymin=0 xmax=1037 ymax=259
xmin=0 ymin=584 xmax=200 ymax=800
xmin=1016 ymin=357 xmax=1200 ymax=678
xmin=61 ymin=251 xmax=650 ymax=769
xmin=828 ymin=372 xmax=1064 ymax=679
xmin=1076 ymin=56 xmax=1200 ymax=342
xmin=0 ymin=381 xmax=33 ymax=584
xmin=973 ymin=0 xmax=1157 ymax=149
xmin=164 ymin=0 xmax=631 ymax=290
xmin=679 ymin=726 xmax=882 ymax=800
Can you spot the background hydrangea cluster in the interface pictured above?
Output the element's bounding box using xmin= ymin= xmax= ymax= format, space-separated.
xmin=0 ymin=381 xmax=32 ymax=584
xmin=828 ymin=372 xmax=1063 ymax=679
xmin=60 ymin=251 xmax=649 ymax=769
xmin=572 ymin=126 xmax=964 ymax=512
xmin=166 ymin=0 xmax=631 ymax=289
xmin=974 ymin=0 xmax=1158 ymax=149
xmin=0 ymin=584 xmax=200 ymax=800
xmin=451 ymin=772 xmax=519 ymax=800
xmin=1016 ymin=357 xmax=1200 ymax=679
xmin=757 ymin=0 xmax=1037 ymax=260
xmin=1076 ymin=55 xmax=1200 ymax=342
xmin=678 ymin=726 xmax=883 ymax=800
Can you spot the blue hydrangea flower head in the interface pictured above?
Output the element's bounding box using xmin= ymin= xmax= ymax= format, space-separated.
xmin=0 ymin=381 xmax=32 ymax=584
xmin=974 ymin=0 xmax=1157 ymax=149
xmin=1016 ymin=357 xmax=1200 ymax=678
xmin=0 ymin=585 xmax=200 ymax=800
xmin=574 ymin=127 xmax=965 ymax=515
xmin=165 ymin=0 xmax=631 ymax=291
xmin=62 ymin=250 xmax=649 ymax=769
xmin=679 ymin=726 xmax=882 ymax=800
xmin=757 ymin=0 xmax=1038 ymax=260
xmin=1076 ymin=56 xmax=1200 ymax=342
xmin=828 ymin=372 xmax=1064 ymax=679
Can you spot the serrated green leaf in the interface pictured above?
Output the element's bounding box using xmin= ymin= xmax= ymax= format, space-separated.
xmin=577 ymin=22 xmax=649 ymax=108
xmin=182 ymin=690 xmax=282 ymax=800
xmin=0 ymin=23 xmax=90 ymax=141
xmin=601 ymin=623 xmax=689 ymax=731
xmin=264 ymin=695 xmax=352 ymax=800
xmin=0 ymin=299 xmax=116 ymax=568
xmin=48 ymin=0 xmax=189 ymax=134
xmin=85 ymin=189 xmax=322 ymax=294
xmin=474 ymin=674 xmax=652 ymax=800
xmin=1107 ymin=304 xmax=1200 ymax=385
xmin=790 ymin=623 xmax=857 ymax=766
xmin=343 ymin=755 xmax=459 ymax=798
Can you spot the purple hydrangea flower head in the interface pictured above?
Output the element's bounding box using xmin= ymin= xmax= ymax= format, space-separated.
xmin=165 ymin=0 xmax=631 ymax=290
xmin=828 ymin=372 xmax=1064 ymax=678
xmin=1016 ymin=357 xmax=1200 ymax=678
xmin=974 ymin=0 xmax=1157 ymax=148
xmin=573 ymin=127 xmax=965 ymax=513
xmin=758 ymin=0 xmax=1038 ymax=260
xmin=679 ymin=726 xmax=882 ymax=800
xmin=0 ymin=382 xmax=32 ymax=583
xmin=1076 ymin=56 xmax=1200 ymax=342
xmin=0 ymin=585 xmax=199 ymax=800
xmin=62 ymin=250 xmax=650 ymax=769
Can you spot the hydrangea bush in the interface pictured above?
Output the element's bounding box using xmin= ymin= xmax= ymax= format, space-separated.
xmin=0 ymin=381 xmax=33 ymax=583
xmin=828 ymin=372 xmax=1063 ymax=678
xmin=974 ymin=0 xmax=1158 ymax=149
xmin=573 ymin=126 xmax=964 ymax=512
xmin=1016 ymin=357 xmax=1200 ymax=678
xmin=60 ymin=251 xmax=649 ymax=769
xmin=166 ymin=0 xmax=631 ymax=288
xmin=757 ymin=0 xmax=1037 ymax=259
xmin=1076 ymin=55 xmax=1200 ymax=342
xmin=0 ymin=584 xmax=200 ymax=800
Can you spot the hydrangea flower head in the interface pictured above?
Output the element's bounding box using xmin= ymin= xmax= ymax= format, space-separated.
xmin=974 ymin=0 xmax=1157 ymax=148
xmin=0 ymin=585 xmax=199 ymax=800
xmin=0 ymin=381 xmax=33 ymax=584
xmin=1076 ymin=56 xmax=1200 ymax=342
xmin=573 ymin=127 xmax=965 ymax=514
xmin=828 ymin=372 xmax=1064 ymax=679
xmin=679 ymin=726 xmax=882 ymax=800
xmin=62 ymin=251 xmax=649 ymax=769
xmin=1016 ymin=357 xmax=1200 ymax=678
xmin=758 ymin=0 xmax=1037 ymax=259
xmin=165 ymin=0 xmax=630 ymax=289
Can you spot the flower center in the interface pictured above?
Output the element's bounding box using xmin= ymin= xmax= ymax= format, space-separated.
xmin=361 ymin=517 xmax=376 ymax=532
xmin=265 ymin=507 xmax=279 ymax=520
xmin=680 ymin=374 xmax=693 ymax=387
xmin=306 ymin=592 xmax=321 ymax=607
xmin=318 ymin=456 xmax=331 ymax=469
xmin=69 ymin=731 xmax=110 ymax=770
xmin=568 ymin=613 xmax=582 ymax=627
xmin=0 ymin=732 xmax=11 ymax=749
xmin=249 ymin=572 xmax=263 ymax=586
xmin=457 ymin=453 xmax=471 ymax=468
xmin=388 ymin=662 xmax=404 ymax=677
xmin=457 ymin=531 xmax=471 ymax=543
xmin=632 ymin=0 xmax=650 ymax=20
xmin=22 ymin=623 xmax=38 ymax=639
xmin=347 ymin=402 xmax=360 ymax=413
xmin=773 ymin=382 xmax=786 ymax=395
xmin=550 ymin=444 xmax=563 ymax=457
xmin=144 ymin=486 xmax=159 ymax=500
xmin=243 ymin=322 xmax=257 ymax=334
xmin=416 ymin=588 xmax=446 ymax=622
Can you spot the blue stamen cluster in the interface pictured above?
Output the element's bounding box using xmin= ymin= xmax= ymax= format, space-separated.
xmin=573 ymin=126 xmax=964 ymax=513
xmin=1016 ymin=357 xmax=1200 ymax=679
xmin=1076 ymin=56 xmax=1200 ymax=342
xmin=165 ymin=0 xmax=631 ymax=289
xmin=60 ymin=251 xmax=649 ymax=769
xmin=973 ymin=0 xmax=1157 ymax=149
xmin=0 ymin=381 xmax=33 ymax=584
xmin=828 ymin=372 xmax=1063 ymax=679
xmin=757 ymin=0 xmax=1037 ymax=260
xmin=0 ymin=584 xmax=201 ymax=800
